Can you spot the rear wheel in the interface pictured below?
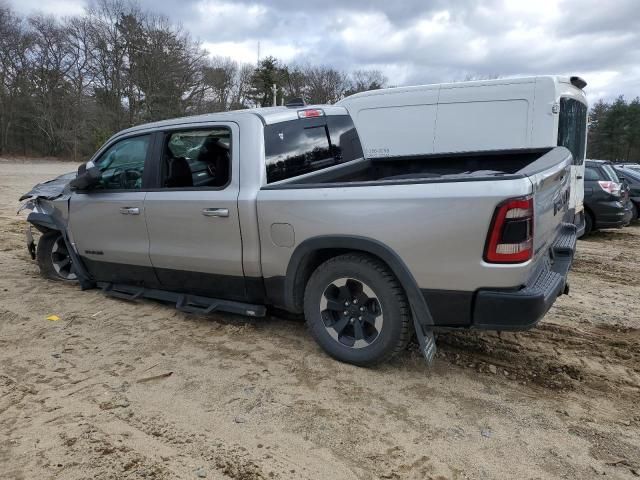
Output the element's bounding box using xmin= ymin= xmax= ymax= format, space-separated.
xmin=632 ymin=203 xmax=639 ymax=222
xmin=37 ymin=231 xmax=77 ymax=281
xmin=303 ymin=253 xmax=411 ymax=366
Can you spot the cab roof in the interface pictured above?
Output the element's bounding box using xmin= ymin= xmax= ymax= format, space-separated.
xmin=115 ymin=105 xmax=349 ymax=138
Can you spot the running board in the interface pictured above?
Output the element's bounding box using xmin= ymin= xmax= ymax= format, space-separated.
xmin=97 ymin=282 xmax=267 ymax=318
xmin=101 ymin=283 xmax=144 ymax=301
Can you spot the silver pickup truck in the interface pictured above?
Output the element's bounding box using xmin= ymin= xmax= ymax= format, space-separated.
xmin=20 ymin=105 xmax=576 ymax=366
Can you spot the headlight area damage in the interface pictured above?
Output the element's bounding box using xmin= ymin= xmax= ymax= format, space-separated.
xmin=18 ymin=172 xmax=95 ymax=289
xmin=18 ymin=171 xmax=76 ymax=203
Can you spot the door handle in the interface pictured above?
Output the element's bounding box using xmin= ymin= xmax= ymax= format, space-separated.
xmin=120 ymin=207 xmax=140 ymax=215
xmin=202 ymin=208 xmax=229 ymax=217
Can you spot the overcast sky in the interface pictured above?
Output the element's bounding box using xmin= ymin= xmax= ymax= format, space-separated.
xmin=9 ymin=0 xmax=640 ymax=102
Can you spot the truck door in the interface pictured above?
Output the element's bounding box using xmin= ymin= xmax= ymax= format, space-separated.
xmin=143 ymin=123 xmax=246 ymax=300
xmin=68 ymin=133 xmax=156 ymax=285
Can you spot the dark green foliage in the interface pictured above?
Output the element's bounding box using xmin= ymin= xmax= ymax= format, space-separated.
xmin=588 ymin=96 xmax=640 ymax=162
xmin=248 ymin=56 xmax=288 ymax=107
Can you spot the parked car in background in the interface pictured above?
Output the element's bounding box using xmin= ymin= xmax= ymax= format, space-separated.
xmin=613 ymin=165 xmax=640 ymax=221
xmin=583 ymin=159 xmax=634 ymax=235
xmin=617 ymin=163 xmax=640 ymax=175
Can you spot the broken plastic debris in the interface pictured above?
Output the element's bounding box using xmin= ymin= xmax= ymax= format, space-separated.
xmin=46 ymin=315 xmax=61 ymax=321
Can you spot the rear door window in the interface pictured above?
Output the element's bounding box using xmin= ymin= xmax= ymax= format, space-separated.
xmin=160 ymin=128 xmax=231 ymax=189
xmin=264 ymin=115 xmax=363 ymax=183
xmin=584 ymin=167 xmax=602 ymax=181
xmin=557 ymin=97 xmax=588 ymax=166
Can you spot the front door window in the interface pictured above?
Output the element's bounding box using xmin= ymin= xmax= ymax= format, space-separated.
xmin=93 ymin=135 xmax=151 ymax=190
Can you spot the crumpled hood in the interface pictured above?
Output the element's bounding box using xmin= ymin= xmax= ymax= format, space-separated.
xmin=19 ymin=172 xmax=76 ymax=201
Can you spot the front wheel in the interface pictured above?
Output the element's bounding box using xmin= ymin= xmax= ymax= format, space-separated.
xmin=36 ymin=231 xmax=77 ymax=281
xmin=303 ymin=253 xmax=411 ymax=366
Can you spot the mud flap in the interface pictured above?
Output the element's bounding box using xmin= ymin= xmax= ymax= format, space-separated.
xmin=58 ymin=229 xmax=95 ymax=290
xmin=412 ymin=313 xmax=436 ymax=365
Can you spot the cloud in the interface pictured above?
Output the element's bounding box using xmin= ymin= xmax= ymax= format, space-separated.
xmin=10 ymin=0 xmax=84 ymax=16
xmin=7 ymin=0 xmax=640 ymax=102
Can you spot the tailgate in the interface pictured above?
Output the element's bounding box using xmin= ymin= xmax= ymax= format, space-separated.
xmin=520 ymin=147 xmax=573 ymax=259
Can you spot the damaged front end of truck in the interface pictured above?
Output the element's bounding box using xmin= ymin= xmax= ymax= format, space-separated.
xmin=18 ymin=172 xmax=95 ymax=289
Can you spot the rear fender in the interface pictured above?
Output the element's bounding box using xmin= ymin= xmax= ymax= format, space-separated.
xmin=284 ymin=235 xmax=434 ymax=328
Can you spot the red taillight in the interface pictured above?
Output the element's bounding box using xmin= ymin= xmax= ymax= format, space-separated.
xmin=598 ymin=181 xmax=621 ymax=197
xmin=297 ymin=108 xmax=324 ymax=118
xmin=485 ymin=196 xmax=534 ymax=263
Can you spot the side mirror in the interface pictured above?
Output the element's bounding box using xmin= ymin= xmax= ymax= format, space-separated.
xmin=70 ymin=163 xmax=101 ymax=191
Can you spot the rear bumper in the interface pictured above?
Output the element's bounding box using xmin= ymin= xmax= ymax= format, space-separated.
xmin=472 ymin=222 xmax=576 ymax=330
xmin=593 ymin=200 xmax=632 ymax=228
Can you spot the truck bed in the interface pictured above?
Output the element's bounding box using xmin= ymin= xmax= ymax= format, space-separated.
xmin=267 ymin=148 xmax=553 ymax=187
xmin=258 ymin=147 xmax=572 ymax=324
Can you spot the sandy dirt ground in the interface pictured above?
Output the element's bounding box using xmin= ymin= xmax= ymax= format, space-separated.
xmin=1 ymin=158 xmax=639 ymax=480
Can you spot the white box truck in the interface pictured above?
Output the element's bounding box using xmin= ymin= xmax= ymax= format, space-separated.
xmin=336 ymin=76 xmax=589 ymax=234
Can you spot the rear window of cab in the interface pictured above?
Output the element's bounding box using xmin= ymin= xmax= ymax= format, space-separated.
xmin=264 ymin=114 xmax=363 ymax=183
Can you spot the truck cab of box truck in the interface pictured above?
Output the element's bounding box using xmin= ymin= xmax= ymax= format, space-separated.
xmin=336 ymin=75 xmax=589 ymax=234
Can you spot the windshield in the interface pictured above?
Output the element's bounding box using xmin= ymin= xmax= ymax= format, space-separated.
xmin=557 ymin=97 xmax=588 ymax=166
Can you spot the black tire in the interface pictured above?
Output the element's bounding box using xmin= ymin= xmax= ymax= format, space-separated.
xmin=36 ymin=231 xmax=77 ymax=282
xmin=303 ymin=253 xmax=411 ymax=366
xmin=583 ymin=211 xmax=594 ymax=237
xmin=632 ymin=203 xmax=639 ymax=223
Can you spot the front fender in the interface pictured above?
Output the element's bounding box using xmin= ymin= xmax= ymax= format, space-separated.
xmin=25 ymin=211 xmax=95 ymax=290
xmin=27 ymin=212 xmax=59 ymax=233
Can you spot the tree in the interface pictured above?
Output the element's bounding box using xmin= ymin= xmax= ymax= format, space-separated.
xmin=84 ymin=0 xmax=136 ymax=133
xmin=587 ymin=96 xmax=640 ymax=162
xmin=0 ymin=5 xmax=34 ymax=154
xmin=301 ymin=64 xmax=348 ymax=104
xmin=65 ymin=15 xmax=98 ymax=157
xmin=202 ymin=56 xmax=239 ymax=112
xmin=125 ymin=14 xmax=208 ymax=122
xmin=229 ymin=62 xmax=254 ymax=110
xmin=345 ymin=69 xmax=387 ymax=96
xmin=28 ymin=15 xmax=76 ymax=155
xmin=586 ymin=99 xmax=609 ymax=159
xmin=248 ymin=56 xmax=288 ymax=107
